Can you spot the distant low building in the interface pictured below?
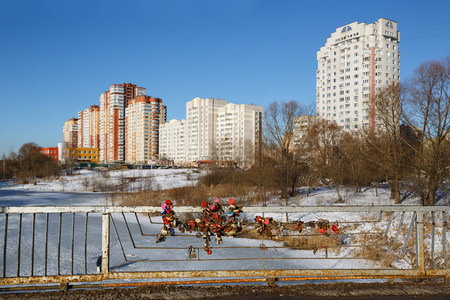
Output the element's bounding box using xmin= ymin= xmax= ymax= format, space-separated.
xmin=39 ymin=147 xmax=59 ymax=162
xmin=65 ymin=147 xmax=99 ymax=164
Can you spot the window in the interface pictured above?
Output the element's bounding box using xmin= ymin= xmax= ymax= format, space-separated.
xmin=341 ymin=26 xmax=352 ymax=33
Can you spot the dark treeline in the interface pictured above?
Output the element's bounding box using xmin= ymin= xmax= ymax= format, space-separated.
xmin=1 ymin=142 xmax=60 ymax=183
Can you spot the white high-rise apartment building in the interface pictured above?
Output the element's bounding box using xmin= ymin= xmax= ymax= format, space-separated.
xmin=125 ymin=96 xmax=166 ymax=164
xmin=316 ymin=18 xmax=400 ymax=131
xmin=159 ymin=97 xmax=263 ymax=165
xmin=159 ymin=119 xmax=187 ymax=164
xmin=186 ymin=97 xmax=228 ymax=161
xmin=216 ymin=103 xmax=263 ymax=164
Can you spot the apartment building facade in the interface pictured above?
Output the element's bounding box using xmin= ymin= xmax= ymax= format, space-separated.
xmin=125 ymin=95 xmax=167 ymax=164
xmin=159 ymin=119 xmax=186 ymax=164
xmin=294 ymin=115 xmax=317 ymax=137
xmin=63 ymin=118 xmax=79 ymax=148
xmin=186 ymin=97 xmax=228 ymax=162
xmin=159 ymin=98 xmax=263 ymax=165
xmin=216 ymin=103 xmax=263 ymax=164
xmin=316 ymin=18 xmax=400 ymax=131
xmin=77 ymin=105 xmax=100 ymax=148
xmin=99 ymin=83 xmax=146 ymax=163
xmin=66 ymin=147 xmax=99 ymax=164
xmin=39 ymin=147 xmax=59 ymax=162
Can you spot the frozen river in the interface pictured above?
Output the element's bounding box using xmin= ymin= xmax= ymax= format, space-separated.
xmin=0 ymin=188 xmax=107 ymax=206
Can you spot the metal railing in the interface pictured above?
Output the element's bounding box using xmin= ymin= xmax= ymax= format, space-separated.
xmin=0 ymin=205 xmax=449 ymax=291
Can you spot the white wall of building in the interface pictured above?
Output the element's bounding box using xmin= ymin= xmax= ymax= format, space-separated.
xmin=159 ymin=119 xmax=187 ymax=164
xmin=216 ymin=103 xmax=263 ymax=164
xmin=186 ymin=98 xmax=228 ymax=162
xmin=316 ymin=18 xmax=400 ymax=131
xmin=159 ymin=98 xmax=263 ymax=165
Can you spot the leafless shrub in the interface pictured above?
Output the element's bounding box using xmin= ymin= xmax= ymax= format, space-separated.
xmin=101 ymin=170 xmax=110 ymax=179
xmin=167 ymin=185 xmax=209 ymax=206
xmin=82 ymin=176 xmax=91 ymax=191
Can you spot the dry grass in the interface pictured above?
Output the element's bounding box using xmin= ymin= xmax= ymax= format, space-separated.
xmin=351 ymin=223 xmax=402 ymax=268
xmin=283 ymin=234 xmax=341 ymax=250
xmin=117 ymin=181 xmax=259 ymax=207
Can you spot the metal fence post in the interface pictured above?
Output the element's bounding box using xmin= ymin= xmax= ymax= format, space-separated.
xmin=102 ymin=213 xmax=110 ymax=276
xmin=416 ymin=211 xmax=425 ymax=274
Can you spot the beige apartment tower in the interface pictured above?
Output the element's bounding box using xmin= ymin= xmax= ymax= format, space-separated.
xmin=125 ymin=95 xmax=167 ymax=164
xmin=78 ymin=105 xmax=100 ymax=148
xmin=316 ymin=18 xmax=400 ymax=131
xmin=63 ymin=118 xmax=79 ymax=148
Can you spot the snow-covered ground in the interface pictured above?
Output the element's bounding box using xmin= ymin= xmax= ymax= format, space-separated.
xmin=0 ymin=169 xmax=205 ymax=206
xmin=0 ymin=169 xmax=449 ymax=282
xmin=0 ymin=168 xmax=205 ymax=193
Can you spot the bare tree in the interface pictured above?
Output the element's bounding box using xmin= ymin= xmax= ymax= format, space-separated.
xmin=265 ymin=100 xmax=310 ymax=198
xmin=307 ymin=120 xmax=346 ymax=200
xmin=403 ymin=56 xmax=450 ymax=205
xmin=248 ymin=140 xmax=274 ymax=205
xmin=292 ymin=113 xmax=317 ymax=196
xmin=365 ymin=82 xmax=408 ymax=203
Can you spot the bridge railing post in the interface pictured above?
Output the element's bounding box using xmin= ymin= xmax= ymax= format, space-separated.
xmin=416 ymin=210 xmax=425 ymax=274
xmin=102 ymin=212 xmax=110 ymax=276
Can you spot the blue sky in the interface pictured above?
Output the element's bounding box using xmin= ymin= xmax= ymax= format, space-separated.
xmin=1 ymin=0 xmax=449 ymax=157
